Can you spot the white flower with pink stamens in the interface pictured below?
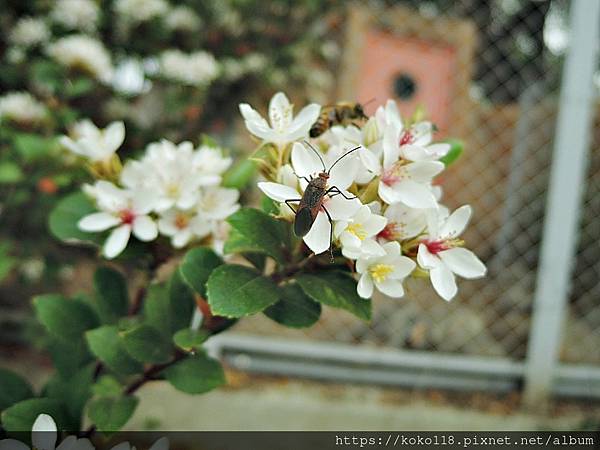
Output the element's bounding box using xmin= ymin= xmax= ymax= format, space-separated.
xmin=78 ymin=181 xmax=158 ymax=258
xmin=417 ymin=205 xmax=487 ymax=301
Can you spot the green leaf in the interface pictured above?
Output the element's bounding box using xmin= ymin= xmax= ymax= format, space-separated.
xmin=143 ymin=283 xmax=170 ymax=336
xmin=43 ymin=364 xmax=94 ymax=429
xmin=65 ymin=77 xmax=95 ymax=97
xmin=120 ymin=324 xmax=172 ymax=364
xmin=87 ymin=395 xmax=138 ymax=432
xmin=168 ymin=269 xmax=196 ymax=332
xmin=1 ymin=398 xmax=67 ymax=432
xmin=173 ymin=328 xmax=208 ymax=351
xmin=222 ymin=159 xmax=256 ymax=189
xmin=260 ymin=195 xmax=279 ymax=215
xmin=180 ymin=247 xmax=223 ymax=298
xmin=207 ymin=265 xmax=279 ymax=318
xmin=13 ymin=133 xmax=55 ymax=161
xmin=439 ymin=139 xmax=464 ymax=166
xmin=86 ymin=326 xmax=143 ymax=375
xmin=223 ymin=228 xmax=265 ymax=255
xmin=93 ymin=267 xmax=129 ymax=324
xmin=0 ymin=369 xmax=34 ymax=411
xmin=163 ymin=353 xmax=225 ymax=394
xmin=47 ymin=337 xmax=94 ymax=378
xmin=0 ymin=162 xmax=24 ymax=183
xmin=33 ymin=294 xmax=99 ymax=341
xmin=296 ymin=271 xmax=371 ymax=321
xmin=0 ymin=242 xmax=16 ymax=283
xmin=265 ymin=283 xmax=322 ymax=328
xmin=242 ymin=253 xmax=267 ymax=272
xmin=91 ymin=375 xmax=123 ymax=397
xmin=226 ymin=208 xmax=288 ymax=263
xmin=48 ymin=192 xmax=103 ymax=245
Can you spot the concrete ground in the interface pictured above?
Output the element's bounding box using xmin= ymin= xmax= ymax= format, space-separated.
xmin=127 ymin=373 xmax=599 ymax=431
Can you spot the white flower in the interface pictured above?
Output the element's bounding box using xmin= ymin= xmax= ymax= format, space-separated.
xmin=60 ymin=120 xmax=125 ymax=163
xmin=47 ymin=35 xmax=113 ymax=83
xmin=79 ymin=181 xmax=158 ymax=258
xmin=197 ymin=187 xmax=240 ymax=220
xmin=159 ymin=50 xmax=219 ymax=87
xmin=158 ymin=208 xmax=211 ymax=248
xmin=356 ymin=241 xmax=416 ymax=299
xmin=334 ymin=205 xmax=387 ymax=259
xmin=114 ymin=0 xmax=168 ymax=24
xmin=239 ymin=92 xmax=320 ymax=146
xmin=417 ymin=205 xmax=487 ymax=301
xmin=258 ymin=142 xmax=361 ymax=255
xmin=165 ymin=6 xmax=202 ymax=32
xmin=51 ymin=0 xmax=99 ymax=32
xmin=0 ymin=413 xmax=93 ymax=450
xmin=9 ymin=17 xmax=49 ymax=48
xmin=378 ymin=203 xmax=427 ymax=241
xmin=0 ymin=92 xmax=46 ymax=124
xmin=193 ymin=145 xmax=233 ymax=182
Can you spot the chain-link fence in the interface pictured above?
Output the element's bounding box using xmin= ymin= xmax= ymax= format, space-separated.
xmin=217 ymin=0 xmax=600 ymax=400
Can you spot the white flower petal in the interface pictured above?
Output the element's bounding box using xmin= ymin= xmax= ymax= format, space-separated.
xmin=390 ymin=256 xmax=416 ymax=279
xmin=440 ymin=205 xmax=471 ymax=238
xmin=328 ymin=152 xmax=359 ymax=190
xmin=405 ymin=161 xmax=444 ymax=183
xmin=103 ymin=224 xmax=131 ymax=258
xmin=103 ymin=121 xmax=125 ymax=153
xmin=291 ymin=142 xmax=324 ymax=176
xmin=303 ymin=211 xmax=331 ymax=255
xmin=394 ymin=180 xmax=438 ymax=209
xmin=32 ymin=414 xmax=57 ymax=450
xmin=357 ymin=273 xmax=374 ymax=298
xmin=439 ymin=248 xmax=486 ymax=279
xmin=148 ymin=437 xmax=169 ymax=450
xmin=430 ymin=264 xmax=457 ymax=301
xmin=258 ymin=182 xmax=300 ymax=202
xmin=361 ymin=238 xmax=386 ymax=256
xmin=358 ymin=147 xmax=382 ymax=175
xmin=286 ymin=103 xmax=321 ymax=140
xmin=57 ymin=436 xmax=95 ymax=450
xmin=78 ymin=212 xmax=120 ymax=232
xmin=381 ymin=240 xmax=401 ymax=256
xmin=132 ymin=215 xmax=157 ymax=242
xmin=417 ymin=243 xmax=440 ymax=269
xmin=172 ymin=229 xmax=192 ymax=248
xmin=364 ymin=213 xmax=387 ymax=236
xmin=426 ymin=143 xmax=451 ymax=158
xmin=324 ymin=195 xmax=361 ymax=220
xmin=376 ymin=279 xmax=405 ymax=298
xmin=382 ymin=124 xmax=401 ymax=169
xmin=378 ymin=182 xmax=402 ymax=204
xmin=269 ymin=92 xmax=291 ymax=128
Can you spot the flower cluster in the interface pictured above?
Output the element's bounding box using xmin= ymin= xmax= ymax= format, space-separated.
xmin=60 ymin=120 xmax=239 ymax=258
xmin=0 ymin=91 xmax=47 ymax=125
xmin=242 ymin=92 xmax=486 ymax=301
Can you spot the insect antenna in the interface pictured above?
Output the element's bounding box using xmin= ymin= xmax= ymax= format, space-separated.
xmin=303 ymin=140 xmax=327 ymax=172
xmin=327 ymin=146 xmax=362 ymax=174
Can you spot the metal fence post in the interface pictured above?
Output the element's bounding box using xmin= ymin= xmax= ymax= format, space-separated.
xmin=523 ymin=0 xmax=600 ymax=406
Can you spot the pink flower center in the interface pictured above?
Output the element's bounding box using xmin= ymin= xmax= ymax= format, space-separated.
xmin=399 ymin=130 xmax=413 ymax=146
xmin=425 ymin=240 xmax=448 ymax=254
xmin=119 ymin=209 xmax=135 ymax=225
xmin=377 ymin=223 xmax=398 ymax=241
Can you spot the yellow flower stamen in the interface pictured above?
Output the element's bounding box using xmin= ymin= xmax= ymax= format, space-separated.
xmin=369 ymin=263 xmax=394 ymax=283
xmin=346 ymin=223 xmax=367 ymax=241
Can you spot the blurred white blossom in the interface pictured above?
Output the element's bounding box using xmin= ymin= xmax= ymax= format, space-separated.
xmin=51 ymin=0 xmax=99 ymax=32
xmin=165 ymin=6 xmax=202 ymax=32
xmin=0 ymin=91 xmax=47 ymax=125
xmin=47 ymin=35 xmax=113 ymax=83
xmin=159 ymin=50 xmax=219 ymax=87
xmin=114 ymin=0 xmax=168 ymax=24
xmin=9 ymin=17 xmax=49 ymax=48
xmin=60 ymin=120 xmax=125 ymax=163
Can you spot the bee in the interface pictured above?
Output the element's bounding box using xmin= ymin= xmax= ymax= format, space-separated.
xmin=309 ymin=102 xmax=369 ymax=138
xmin=284 ymin=141 xmax=361 ymax=260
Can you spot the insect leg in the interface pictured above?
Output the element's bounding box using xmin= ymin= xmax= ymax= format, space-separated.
xmin=284 ymin=198 xmax=302 ymax=214
xmin=321 ymin=205 xmax=335 ymax=263
xmin=326 ymin=186 xmax=358 ymax=200
xmin=293 ymin=172 xmax=311 ymax=183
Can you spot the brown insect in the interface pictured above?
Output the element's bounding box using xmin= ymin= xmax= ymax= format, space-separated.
xmin=309 ymin=102 xmax=369 ymax=138
xmin=284 ymin=141 xmax=361 ymax=260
